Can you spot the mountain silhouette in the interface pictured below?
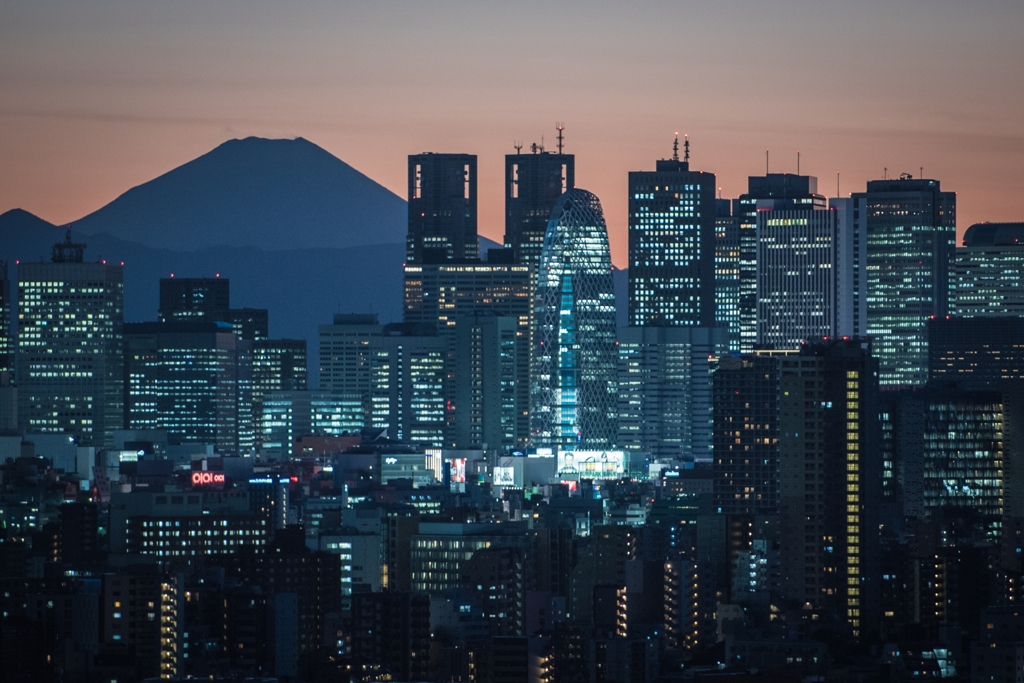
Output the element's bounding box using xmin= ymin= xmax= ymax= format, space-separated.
xmin=72 ymin=137 xmax=406 ymax=252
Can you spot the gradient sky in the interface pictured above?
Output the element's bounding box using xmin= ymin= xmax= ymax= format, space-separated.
xmin=2 ymin=0 xmax=1023 ymax=267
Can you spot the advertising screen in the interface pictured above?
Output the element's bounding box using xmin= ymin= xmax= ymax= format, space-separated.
xmin=557 ymin=450 xmax=625 ymax=479
xmin=493 ymin=466 xmax=516 ymax=486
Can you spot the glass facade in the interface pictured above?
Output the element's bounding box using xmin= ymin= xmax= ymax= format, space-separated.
xmin=18 ymin=258 xmax=124 ymax=447
xmin=532 ymin=189 xmax=618 ymax=449
xmin=756 ymin=209 xmax=839 ymax=349
xmin=855 ymin=178 xmax=955 ymax=386
xmin=627 ymin=159 xmax=716 ymax=327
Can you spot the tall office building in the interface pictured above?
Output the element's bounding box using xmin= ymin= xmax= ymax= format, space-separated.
xmin=712 ymin=352 xmax=787 ymax=516
xmin=158 ymin=277 xmax=230 ymax=323
xmin=0 ymin=261 xmax=12 ymax=377
xmin=124 ymin=321 xmax=245 ymax=454
xmin=715 ymin=201 xmax=742 ymax=351
xmin=229 ymin=308 xmax=269 ymax=341
xmin=158 ymin=277 xmax=268 ymax=340
xmin=954 ymin=222 xmax=1024 ymax=316
xmin=755 ymin=185 xmax=863 ymax=349
xmin=618 ymin=326 xmax=729 ymax=462
xmin=881 ymin=386 xmax=1014 ymax=526
xmin=17 ymin=232 xmax=124 ymax=447
xmin=406 ymin=153 xmax=478 ymax=264
xmin=504 ymin=138 xmax=574 ymax=269
xmin=627 ymin=140 xmax=717 ymax=327
xmin=404 ymin=258 xmax=532 ymax=448
xmin=778 ymin=339 xmax=881 ymax=639
xmin=252 ymin=339 xmax=308 ymax=448
xmin=928 ymin=316 xmax=1024 ymax=391
xmin=854 ymin=176 xmax=956 ymax=386
xmin=532 ymin=189 xmax=618 ymax=449
xmin=445 ymin=315 xmax=523 ymax=450
xmin=317 ymin=316 xmax=446 ymax=447
xmin=737 ymin=174 xmax=826 ymax=352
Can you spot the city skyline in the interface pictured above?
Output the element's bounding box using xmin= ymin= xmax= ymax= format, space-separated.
xmin=3 ymin=1 xmax=1024 ymax=267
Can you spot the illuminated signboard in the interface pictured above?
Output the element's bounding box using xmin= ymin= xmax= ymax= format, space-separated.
xmin=557 ymin=451 xmax=625 ymax=479
xmin=493 ymin=466 xmax=516 ymax=486
xmin=192 ymin=471 xmax=225 ymax=486
xmin=449 ymin=458 xmax=466 ymax=484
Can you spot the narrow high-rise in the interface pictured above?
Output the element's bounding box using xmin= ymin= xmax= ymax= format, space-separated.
xmin=628 ymin=137 xmax=717 ymax=327
xmin=778 ymin=338 xmax=881 ymax=639
xmin=0 ymin=260 xmax=11 ymax=377
xmin=17 ymin=231 xmax=124 ymax=447
xmin=532 ymin=189 xmax=618 ymax=449
xmin=854 ymin=176 xmax=955 ymax=386
xmin=715 ymin=200 xmax=742 ymax=351
xmin=406 ymin=153 xmax=478 ymax=264
xmin=737 ymin=174 xmax=826 ymax=351
xmin=504 ymin=132 xmax=574 ymax=269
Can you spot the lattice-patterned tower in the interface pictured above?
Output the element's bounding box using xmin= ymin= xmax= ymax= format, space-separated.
xmin=531 ymin=189 xmax=618 ymax=449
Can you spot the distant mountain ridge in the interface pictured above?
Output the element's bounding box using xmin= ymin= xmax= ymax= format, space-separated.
xmin=72 ymin=136 xmax=407 ymax=252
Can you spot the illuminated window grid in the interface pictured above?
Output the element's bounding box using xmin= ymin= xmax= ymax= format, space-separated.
xmin=845 ymin=370 xmax=861 ymax=635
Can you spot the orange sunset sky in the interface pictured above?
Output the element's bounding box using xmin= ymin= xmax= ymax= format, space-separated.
xmin=2 ymin=0 xmax=1023 ymax=267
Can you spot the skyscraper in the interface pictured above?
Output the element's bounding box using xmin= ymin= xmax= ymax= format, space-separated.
xmin=0 ymin=260 xmax=11 ymax=377
xmin=618 ymin=326 xmax=728 ymax=462
xmin=317 ymin=316 xmax=446 ymax=447
xmin=504 ymin=137 xmax=574 ymax=269
xmin=627 ymin=139 xmax=717 ymax=327
xmin=406 ymin=153 xmax=478 ymax=264
xmin=928 ymin=316 xmax=1024 ymax=391
xmin=953 ymin=222 xmax=1024 ymax=316
xmin=737 ymin=174 xmax=826 ymax=352
xmin=854 ymin=176 xmax=956 ymax=386
xmin=158 ymin=276 xmax=230 ymax=323
xmin=715 ymin=200 xmax=742 ymax=351
xmin=17 ymin=231 xmax=124 ymax=447
xmin=532 ymin=189 xmax=618 ymax=449
xmin=778 ymin=338 xmax=881 ymax=639
xmin=252 ymin=339 xmax=308 ymax=448
xmin=124 ymin=321 xmax=243 ymax=453
xmin=754 ymin=182 xmax=864 ymax=349
xmin=403 ymin=257 xmax=532 ymax=448
xmin=712 ymin=351 xmax=786 ymax=516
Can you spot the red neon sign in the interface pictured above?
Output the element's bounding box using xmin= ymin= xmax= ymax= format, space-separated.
xmin=192 ymin=472 xmax=225 ymax=486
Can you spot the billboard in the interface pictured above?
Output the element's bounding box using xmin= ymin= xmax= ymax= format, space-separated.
xmin=449 ymin=458 xmax=467 ymax=484
xmin=557 ymin=450 xmax=625 ymax=479
xmin=493 ymin=466 xmax=516 ymax=487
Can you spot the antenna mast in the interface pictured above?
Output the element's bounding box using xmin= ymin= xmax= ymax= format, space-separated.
xmin=672 ymin=133 xmax=679 ymax=161
xmin=514 ymin=141 xmax=522 ymax=154
xmin=683 ymin=134 xmax=690 ymax=163
xmin=556 ymin=123 xmax=565 ymax=154
xmin=797 ymin=151 xmax=800 ymax=175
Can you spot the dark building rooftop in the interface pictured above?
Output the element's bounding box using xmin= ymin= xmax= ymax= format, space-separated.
xmin=961 ymin=222 xmax=1024 ymax=247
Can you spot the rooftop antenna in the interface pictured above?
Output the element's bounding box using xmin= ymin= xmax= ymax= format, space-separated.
xmin=797 ymin=151 xmax=800 ymax=175
xmin=884 ymin=166 xmax=887 ymax=180
xmin=514 ymin=141 xmax=523 ymax=154
xmin=540 ymin=135 xmax=545 ymax=153
xmin=920 ymin=165 xmax=924 ymax=179
xmin=683 ymin=134 xmax=690 ymax=163
xmin=836 ymin=171 xmax=840 ymax=198
xmin=766 ymin=149 xmax=769 ymax=174
xmin=672 ymin=133 xmax=679 ymax=161
xmin=718 ymin=186 xmax=723 ymax=200
xmin=556 ymin=123 xmax=565 ymax=154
